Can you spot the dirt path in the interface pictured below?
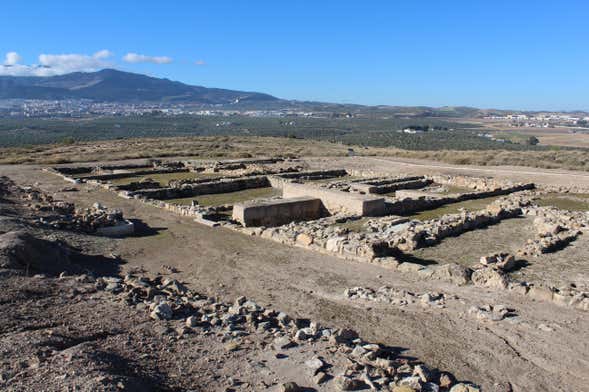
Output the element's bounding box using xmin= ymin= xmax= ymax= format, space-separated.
xmin=308 ymin=156 xmax=589 ymax=188
xmin=1 ymin=164 xmax=588 ymax=391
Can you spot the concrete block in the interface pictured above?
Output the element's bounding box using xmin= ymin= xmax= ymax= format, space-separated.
xmin=282 ymin=182 xmax=385 ymax=216
xmin=233 ymin=196 xmax=323 ymax=227
xmin=95 ymin=220 xmax=135 ymax=237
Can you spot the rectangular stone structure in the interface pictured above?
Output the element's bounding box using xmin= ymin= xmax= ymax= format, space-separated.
xmin=233 ymin=196 xmax=323 ymax=227
xmin=351 ymin=178 xmax=431 ymax=194
xmin=282 ymin=182 xmax=385 ymax=216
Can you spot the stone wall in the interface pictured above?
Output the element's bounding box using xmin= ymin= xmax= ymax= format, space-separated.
xmin=518 ymin=206 xmax=587 ymax=257
xmin=52 ymin=163 xmax=152 ymax=176
xmin=352 ymin=178 xmax=432 ymax=195
xmin=82 ymin=168 xmax=190 ymax=182
xmin=282 ymin=182 xmax=385 ymax=216
xmin=275 ymin=169 xmax=348 ymax=180
xmin=233 ymin=197 xmax=324 ymax=227
xmin=131 ymin=176 xmax=271 ymax=200
xmin=389 ymin=183 xmax=534 ymax=215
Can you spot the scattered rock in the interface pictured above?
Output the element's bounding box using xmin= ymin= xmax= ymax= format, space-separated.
xmin=281 ymin=382 xmax=302 ymax=392
xmin=471 ymin=268 xmax=509 ymax=289
xmin=314 ymin=371 xmax=328 ymax=384
xmin=304 ymin=356 xmax=324 ymax=374
xmin=334 ymin=375 xmax=364 ymax=391
xmin=450 ymin=383 xmax=481 ymax=392
xmin=150 ymin=302 xmax=173 ymax=320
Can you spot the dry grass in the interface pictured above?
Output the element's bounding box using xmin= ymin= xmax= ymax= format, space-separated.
xmin=404 ymin=196 xmax=502 ymax=221
xmin=536 ymin=193 xmax=589 ymax=211
xmin=0 ymin=136 xmax=352 ymax=165
xmin=110 ymin=172 xmax=221 ymax=186
xmin=166 ymin=187 xmax=281 ymax=206
xmin=1 ymin=135 xmax=589 ymax=172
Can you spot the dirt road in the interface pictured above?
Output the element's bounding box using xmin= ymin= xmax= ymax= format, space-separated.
xmin=309 ymin=156 xmax=589 ymax=188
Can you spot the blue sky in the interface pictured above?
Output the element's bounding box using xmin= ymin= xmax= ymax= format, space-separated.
xmin=1 ymin=0 xmax=588 ymax=110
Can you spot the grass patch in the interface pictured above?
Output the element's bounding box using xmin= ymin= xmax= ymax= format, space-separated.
xmin=167 ymin=187 xmax=281 ymax=207
xmin=335 ymin=217 xmax=372 ymax=232
xmin=305 ymin=175 xmax=364 ymax=184
xmin=436 ymin=185 xmax=476 ymax=194
xmin=406 ymin=196 xmax=502 ymax=221
xmin=537 ymin=194 xmax=589 ymax=211
xmin=410 ymin=217 xmax=533 ymax=266
xmin=110 ymin=171 xmax=220 ymax=186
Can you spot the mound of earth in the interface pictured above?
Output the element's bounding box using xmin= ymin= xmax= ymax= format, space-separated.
xmin=0 ymin=231 xmax=71 ymax=274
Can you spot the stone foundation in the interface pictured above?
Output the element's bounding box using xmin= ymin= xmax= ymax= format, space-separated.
xmin=351 ymin=177 xmax=432 ymax=194
xmin=131 ymin=176 xmax=271 ymax=200
xmin=282 ymin=182 xmax=385 ymax=216
xmin=233 ymin=197 xmax=324 ymax=227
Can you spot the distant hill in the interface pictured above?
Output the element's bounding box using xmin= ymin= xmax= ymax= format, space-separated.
xmin=1 ymin=69 xmax=587 ymax=116
xmin=0 ymin=69 xmax=280 ymax=104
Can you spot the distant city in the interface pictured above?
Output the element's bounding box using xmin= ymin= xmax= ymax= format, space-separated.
xmin=1 ymin=99 xmax=589 ymax=130
xmin=0 ymin=99 xmax=330 ymax=119
xmin=484 ymin=113 xmax=589 ymax=129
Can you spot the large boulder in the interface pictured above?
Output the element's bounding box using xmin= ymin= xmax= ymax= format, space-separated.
xmin=419 ymin=263 xmax=473 ymax=285
xmin=480 ymin=253 xmax=518 ymax=272
xmin=471 ymin=267 xmax=509 ymax=289
xmin=0 ymin=231 xmax=71 ymax=274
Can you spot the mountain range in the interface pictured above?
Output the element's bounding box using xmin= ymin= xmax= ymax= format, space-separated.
xmin=0 ymin=69 xmax=279 ymax=104
xmin=1 ymin=69 xmax=587 ymax=117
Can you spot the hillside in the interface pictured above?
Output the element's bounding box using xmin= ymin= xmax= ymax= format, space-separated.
xmin=0 ymin=69 xmax=280 ymax=104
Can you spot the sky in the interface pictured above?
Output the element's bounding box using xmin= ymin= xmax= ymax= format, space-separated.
xmin=1 ymin=0 xmax=588 ymax=111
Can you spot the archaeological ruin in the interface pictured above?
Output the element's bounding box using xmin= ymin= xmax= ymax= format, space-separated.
xmin=45 ymin=157 xmax=589 ymax=313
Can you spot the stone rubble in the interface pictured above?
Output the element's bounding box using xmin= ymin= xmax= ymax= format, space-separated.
xmin=39 ymin=202 xmax=129 ymax=234
xmin=14 ymin=183 xmax=131 ymax=234
xmin=345 ymin=287 xmax=449 ymax=309
xmin=479 ymin=253 xmax=517 ymax=272
xmin=517 ymin=206 xmax=588 ymax=257
xmin=468 ymin=304 xmax=517 ymax=322
xmin=90 ymin=273 xmax=480 ymax=391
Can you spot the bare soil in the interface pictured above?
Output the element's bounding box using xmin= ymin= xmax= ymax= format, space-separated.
xmin=0 ymin=160 xmax=588 ymax=391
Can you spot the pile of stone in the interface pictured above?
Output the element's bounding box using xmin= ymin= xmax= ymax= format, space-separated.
xmin=517 ymin=207 xmax=587 ymax=257
xmin=116 ymin=178 xmax=161 ymax=191
xmin=345 ymin=286 xmax=448 ymax=308
xmin=92 ymin=273 xmax=478 ymax=392
xmin=151 ymin=159 xmax=186 ymax=170
xmin=479 ymin=253 xmax=518 ymax=272
xmin=40 ymin=202 xmax=128 ymax=233
xmin=251 ymin=215 xmax=391 ymax=260
xmin=21 ymin=187 xmax=76 ymax=215
xmin=468 ymin=304 xmax=517 ymax=322
xmin=431 ymin=175 xmax=519 ymax=192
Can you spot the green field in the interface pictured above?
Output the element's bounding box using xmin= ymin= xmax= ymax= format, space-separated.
xmin=110 ymin=171 xmax=221 ymax=186
xmin=166 ymin=187 xmax=281 ymax=206
xmin=536 ymin=193 xmax=589 ymax=211
xmin=405 ymin=196 xmax=502 ymax=221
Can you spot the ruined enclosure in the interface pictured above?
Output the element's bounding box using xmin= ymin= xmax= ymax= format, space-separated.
xmin=48 ymin=159 xmax=589 ymax=312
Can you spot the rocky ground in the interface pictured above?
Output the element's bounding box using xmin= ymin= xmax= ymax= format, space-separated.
xmin=0 ymin=176 xmax=478 ymax=392
xmin=0 ymin=161 xmax=588 ymax=391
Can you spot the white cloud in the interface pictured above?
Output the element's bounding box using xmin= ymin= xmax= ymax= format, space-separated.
xmin=194 ymin=59 xmax=206 ymax=66
xmin=0 ymin=50 xmax=113 ymax=76
xmin=123 ymin=52 xmax=172 ymax=64
xmin=4 ymin=52 xmax=21 ymax=66
xmin=93 ymin=49 xmax=113 ymax=59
